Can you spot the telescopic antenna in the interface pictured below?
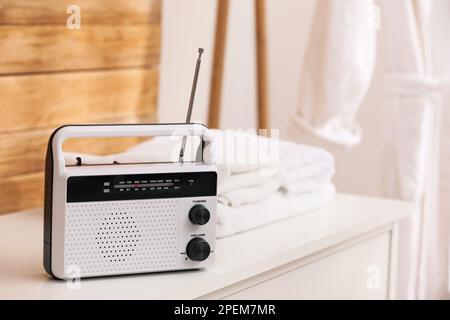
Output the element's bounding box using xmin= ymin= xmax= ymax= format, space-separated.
xmin=179 ymin=48 xmax=204 ymax=163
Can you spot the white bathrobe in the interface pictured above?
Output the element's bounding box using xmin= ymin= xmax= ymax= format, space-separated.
xmin=381 ymin=0 xmax=450 ymax=299
xmin=289 ymin=0 xmax=450 ymax=299
xmin=288 ymin=0 xmax=377 ymax=147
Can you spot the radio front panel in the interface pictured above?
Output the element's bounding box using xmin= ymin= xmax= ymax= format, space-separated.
xmin=47 ymin=169 xmax=217 ymax=279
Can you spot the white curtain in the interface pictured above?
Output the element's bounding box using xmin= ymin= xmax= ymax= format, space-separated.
xmin=289 ymin=0 xmax=450 ymax=299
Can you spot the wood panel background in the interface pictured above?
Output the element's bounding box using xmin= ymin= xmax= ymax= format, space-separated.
xmin=0 ymin=0 xmax=161 ymax=214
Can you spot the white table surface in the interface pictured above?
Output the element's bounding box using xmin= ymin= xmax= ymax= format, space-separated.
xmin=0 ymin=194 xmax=412 ymax=299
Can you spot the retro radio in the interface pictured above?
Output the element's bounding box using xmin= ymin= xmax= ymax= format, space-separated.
xmin=43 ymin=49 xmax=217 ymax=279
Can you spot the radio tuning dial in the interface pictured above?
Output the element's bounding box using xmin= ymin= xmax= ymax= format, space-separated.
xmin=188 ymin=204 xmax=210 ymax=225
xmin=186 ymin=237 xmax=211 ymax=261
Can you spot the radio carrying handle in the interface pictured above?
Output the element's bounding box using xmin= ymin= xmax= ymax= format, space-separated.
xmin=50 ymin=123 xmax=209 ymax=176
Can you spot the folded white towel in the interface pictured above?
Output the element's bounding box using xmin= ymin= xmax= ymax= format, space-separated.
xmin=217 ymin=169 xmax=278 ymax=194
xmin=279 ymin=141 xmax=334 ymax=172
xmin=216 ymin=182 xmax=336 ymax=238
xmin=204 ymin=129 xmax=334 ymax=173
xmin=281 ymin=170 xmax=335 ymax=196
xmin=218 ymin=177 xmax=281 ymax=208
xmin=280 ymin=163 xmax=335 ymax=195
xmin=279 ymin=160 xmax=334 ymax=185
xmin=202 ymin=129 xmax=279 ymax=179
xmin=204 ymin=129 xmax=334 ymax=201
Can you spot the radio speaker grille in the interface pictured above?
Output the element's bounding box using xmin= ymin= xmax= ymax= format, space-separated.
xmin=65 ymin=199 xmax=179 ymax=277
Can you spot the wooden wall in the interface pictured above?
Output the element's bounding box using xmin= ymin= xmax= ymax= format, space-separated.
xmin=0 ymin=0 xmax=161 ymax=214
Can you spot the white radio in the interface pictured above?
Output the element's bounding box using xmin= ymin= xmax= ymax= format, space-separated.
xmin=43 ymin=123 xmax=217 ymax=279
xmin=43 ymin=49 xmax=217 ymax=279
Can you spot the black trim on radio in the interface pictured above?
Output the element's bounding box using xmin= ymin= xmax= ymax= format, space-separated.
xmin=67 ymin=171 xmax=217 ymax=202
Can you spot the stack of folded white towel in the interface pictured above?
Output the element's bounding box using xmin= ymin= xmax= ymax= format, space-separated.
xmin=64 ymin=129 xmax=336 ymax=237
xmin=279 ymin=142 xmax=335 ymax=196
xmin=203 ymin=130 xmax=335 ymax=208
xmin=200 ymin=130 xmax=336 ymax=237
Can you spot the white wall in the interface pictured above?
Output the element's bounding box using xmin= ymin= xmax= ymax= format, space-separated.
xmin=158 ymin=0 xmax=258 ymax=128
xmin=159 ymin=0 xmax=386 ymax=197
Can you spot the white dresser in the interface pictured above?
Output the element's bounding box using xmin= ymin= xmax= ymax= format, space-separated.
xmin=0 ymin=194 xmax=411 ymax=299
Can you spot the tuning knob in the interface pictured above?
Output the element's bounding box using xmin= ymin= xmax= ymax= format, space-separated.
xmin=188 ymin=204 xmax=210 ymax=225
xmin=186 ymin=237 xmax=211 ymax=261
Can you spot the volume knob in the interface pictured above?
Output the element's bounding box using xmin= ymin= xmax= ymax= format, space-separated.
xmin=186 ymin=237 xmax=211 ymax=261
xmin=188 ymin=204 xmax=210 ymax=225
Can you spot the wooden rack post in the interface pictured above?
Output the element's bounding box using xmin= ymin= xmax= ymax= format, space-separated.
xmin=208 ymin=0 xmax=269 ymax=130
xmin=254 ymin=0 xmax=269 ymax=129
xmin=208 ymin=0 xmax=230 ymax=128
